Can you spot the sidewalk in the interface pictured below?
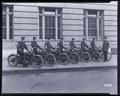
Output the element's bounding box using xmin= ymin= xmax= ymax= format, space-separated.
xmin=2 ymin=49 xmax=117 ymax=75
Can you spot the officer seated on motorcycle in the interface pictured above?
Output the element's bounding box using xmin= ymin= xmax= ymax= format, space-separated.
xmin=17 ymin=36 xmax=29 ymax=67
xmin=31 ymin=37 xmax=43 ymax=55
xmin=90 ymin=38 xmax=98 ymax=52
xmin=44 ymin=38 xmax=54 ymax=53
xmin=69 ymin=38 xmax=78 ymax=52
xmin=57 ymin=38 xmax=66 ymax=53
xmin=81 ymin=38 xmax=89 ymax=52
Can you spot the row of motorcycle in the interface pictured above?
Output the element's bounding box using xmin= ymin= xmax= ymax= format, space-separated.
xmin=7 ymin=46 xmax=111 ymax=68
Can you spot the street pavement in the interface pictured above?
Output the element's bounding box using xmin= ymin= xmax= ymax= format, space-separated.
xmin=2 ymin=49 xmax=117 ymax=75
xmin=2 ymin=49 xmax=117 ymax=94
xmin=2 ymin=68 xmax=117 ymax=94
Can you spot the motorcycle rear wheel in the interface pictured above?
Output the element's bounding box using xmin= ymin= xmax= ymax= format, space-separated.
xmin=70 ymin=52 xmax=80 ymax=64
xmin=60 ymin=52 xmax=69 ymax=65
xmin=7 ymin=54 xmax=18 ymax=67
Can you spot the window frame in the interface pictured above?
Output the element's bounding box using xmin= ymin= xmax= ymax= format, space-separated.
xmin=38 ymin=7 xmax=62 ymax=40
xmin=2 ymin=5 xmax=13 ymax=41
xmin=84 ymin=9 xmax=104 ymax=41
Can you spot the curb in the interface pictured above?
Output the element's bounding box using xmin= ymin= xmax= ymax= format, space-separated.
xmin=2 ymin=65 xmax=117 ymax=75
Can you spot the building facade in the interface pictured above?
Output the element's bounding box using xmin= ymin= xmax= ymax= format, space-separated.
xmin=2 ymin=2 xmax=117 ymax=54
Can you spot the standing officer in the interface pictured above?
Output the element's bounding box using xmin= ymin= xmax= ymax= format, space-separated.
xmin=90 ymin=38 xmax=98 ymax=52
xmin=81 ymin=38 xmax=89 ymax=51
xmin=17 ymin=36 xmax=29 ymax=67
xmin=31 ymin=37 xmax=43 ymax=55
xmin=44 ymin=38 xmax=54 ymax=53
xmin=102 ymin=36 xmax=110 ymax=62
xmin=69 ymin=38 xmax=77 ymax=51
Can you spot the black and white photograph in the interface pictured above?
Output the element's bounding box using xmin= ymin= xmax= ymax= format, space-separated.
xmin=2 ymin=2 xmax=118 ymax=94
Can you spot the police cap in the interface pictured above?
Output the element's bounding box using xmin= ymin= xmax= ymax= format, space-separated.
xmin=33 ymin=37 xmax=36 ymax=40
xmin=93 ymin=38 xmax=95 ymax=40
xmin=72 ymin=38 xmax=75 ymax=40
xmin=21 ymin=36 xmax=25 ymax=40
xmin=82 ymin=38 xmax=85 ymax=40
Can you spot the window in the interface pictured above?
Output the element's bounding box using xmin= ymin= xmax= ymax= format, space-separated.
xmin=39 ymin=7 xmax=62 ymax=40
xmin=45 ymin=16 xmax=55 ymax=39
xmin=2 ymin=5 xmax=13 ymax=40
xmin=84 ymin=10 xmax=104 ymax=40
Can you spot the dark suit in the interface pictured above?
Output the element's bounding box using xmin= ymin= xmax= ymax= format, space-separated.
xmin=70 ymin=41 xmax=77 ymax=49
xmin=31 ymin=41 xmax=42 ymax=54
xmin=17 ymin=41 xmax=28 ymax=54
xmin=44 ymin=41 xmax=53 ymax=52
xmin=57 ymin=40 xmax=64 ymax=52
xmin=90 ymin=40 xmax=97 ymax=51
xmin=17 ymin=41 xmax=28 ymax=65
xmin=81 ymin=41 xmax=88 ymax=51
xmin=102 ymin=40 xmax=109 ymax=61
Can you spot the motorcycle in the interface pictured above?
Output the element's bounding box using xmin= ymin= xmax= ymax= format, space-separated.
xmin=96 ymin=47 xmax=111 ymax=62
xmin=79 ymin=47 xmax=91 ymax=63
xmin=37 ymin=48 xmax=56 ymax=67
xmin=7 ymin=50 xmax=43 ymax=68
xmin=88 ymin=46 xmax=101 ymax=62
xmin=68 ymin=48 xmax=80 ymax=64
xmin=54 ymin=47 xmax=70 ymax=65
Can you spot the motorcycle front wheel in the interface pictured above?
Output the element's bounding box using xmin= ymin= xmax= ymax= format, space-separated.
xmin=59 ymin=52 xmax=69 ymax=65
xmin=32 ymin=55 xmax=44 ymax=68
xmin=80 ymin=52 xmax=91 ymax=63
xmin=45 ymin=53 xmax=56 ymax=67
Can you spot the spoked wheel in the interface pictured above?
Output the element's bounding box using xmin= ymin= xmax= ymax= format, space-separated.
xmin=7 ymin=54 xmax=18 ymax=67
xmin=32 ymin=55 xmax=44 ymax=68
xmin=107 ymin=52 xmax=112 ymax=61
xmin=45 ymin=53 xmax=56 ymax=67
xmin=92 ymin=52 xmax=101 ymax=62
xmin=70 ymin=52 xmax=80 ymax=64
xmin=81 ymin=52 xmax=91 ymax=63
xmin=101 ymin=52 xmax=112 ymax=62
xmin=59 ymin=52 xmax=69 ymax=65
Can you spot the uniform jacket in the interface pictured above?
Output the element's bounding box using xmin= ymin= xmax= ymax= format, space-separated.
xmin=81 ymin=41 xmax=88 ymax=49
xmin=17 ymin=41 xmax=28 ymax=52
xmin=90 ymin=40 xmax=97 ymax=50
xmin=70 ymin=41 xmax=77 ymax=49
xmin=44 ymin=41 xmax=53 ymax=49
xmin=31 ymin=41 xmax=42 ymax=50
xmin=102 ymin=40 xmax=109 ymax=51
xmin=57 ymin=41 xmax=64 ymax=49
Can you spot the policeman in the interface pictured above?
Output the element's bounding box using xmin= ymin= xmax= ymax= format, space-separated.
xmin=57 ymin=38 xmax=67 ymax=53
xmin=44 ymin=38 xmax=54 ymax=53
xmin=17 ymin=37 xmax=29 ymax=66
xmin=31 ymin=37 xmax=43 ymax=54
xmin=69 ymin=38 xmax=77 ymax=51
xmin=90 ymin=38 xmax=97 ymax=52
xmin=81 ymin=38 xmax=89 ymax=51
xmin=102 ymin=36 xmax=110 ymax=62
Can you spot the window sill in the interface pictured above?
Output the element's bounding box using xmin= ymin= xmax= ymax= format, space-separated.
xmin=38 ymin=39 xmax=60 ymax=42
xmin=2 ymin=39 xmax=14 ymax=42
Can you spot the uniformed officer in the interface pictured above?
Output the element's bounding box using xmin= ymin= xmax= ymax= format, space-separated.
xmin=69 ymin=38 xmax=77 ymax=51
xmin=90 ymin=38 xmax=97 ymax=52
xmin=31 ymin=37 xmax=43 ymax=54
xmin=57 ymin=38 xmax=64 ymax=52
xmin=102 ymin=36 xmax=110 ymax=62
xmin=44 ymin=38 xmax=54 ymax=53
xmin=81 ymin=38 xmax=89 ymax=51
xmin=17 ymin=37 xmax=29 ymax=66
